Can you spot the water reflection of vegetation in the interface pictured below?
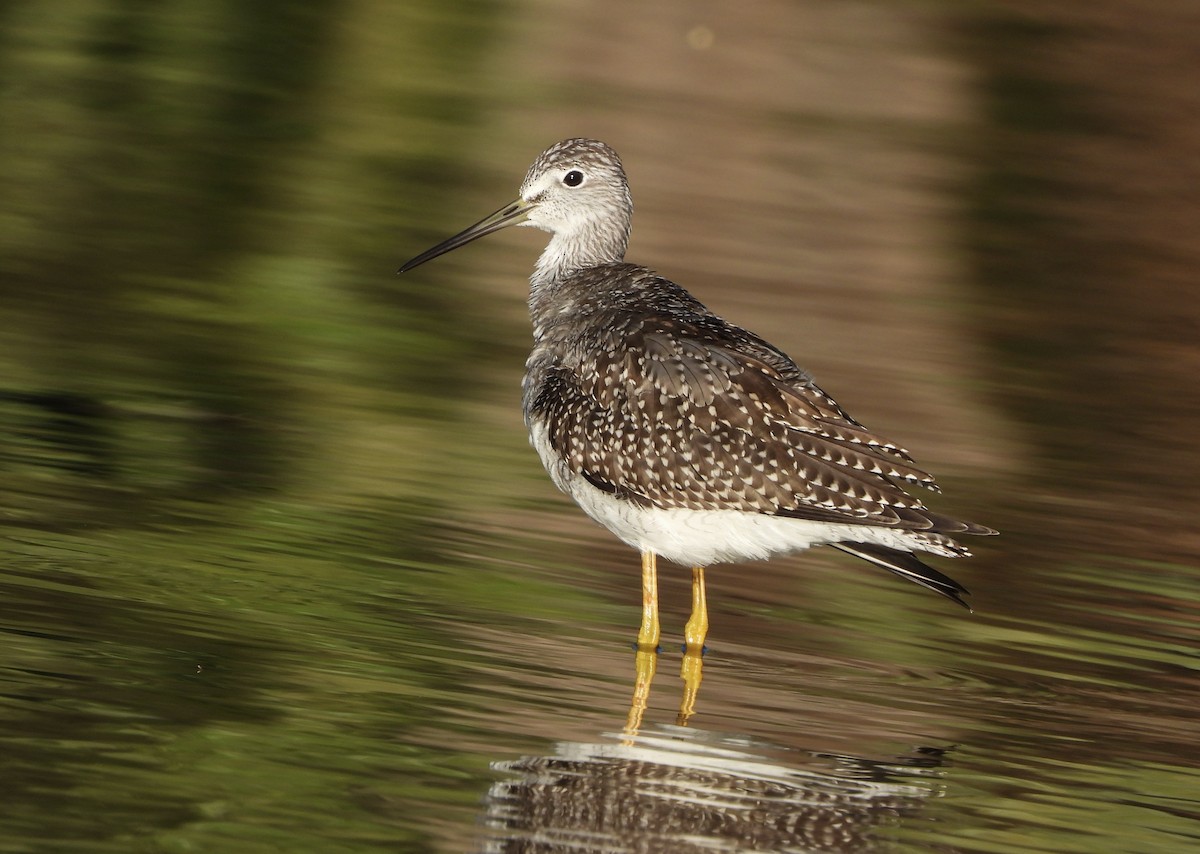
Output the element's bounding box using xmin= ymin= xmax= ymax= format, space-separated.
xmin=0 ymin=0 xmax=524 ymax=534
xmin=1 ymin=509 xmax=555 ymax=849
xmin=0 ymin=1 xmax=553 ymax=849
xmin=1 ymin=0 xmax=508 ymax=507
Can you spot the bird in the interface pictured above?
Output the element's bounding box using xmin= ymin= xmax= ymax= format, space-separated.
xmin=399 ymin=138 xmax=995 ymax=654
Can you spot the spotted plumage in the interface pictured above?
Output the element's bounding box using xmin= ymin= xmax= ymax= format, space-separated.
xmin=400 ymin=138 xmax=995 ymax=620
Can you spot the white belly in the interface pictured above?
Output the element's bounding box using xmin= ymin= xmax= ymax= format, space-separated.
xmin=528 ymin=422 xmax=945 ymax=567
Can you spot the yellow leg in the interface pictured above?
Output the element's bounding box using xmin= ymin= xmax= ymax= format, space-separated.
xmin=624 ymin=647 xmax=658 ymax=736
xmin=637 ymin=550 xmax=661 ymax=650
xmin=683 ymin=566 xmax=708 ymax=652
xmin=625 ymin=552 xmax=662 ymax=737
xmin=677 ymin=566 xmax=707 ymax=725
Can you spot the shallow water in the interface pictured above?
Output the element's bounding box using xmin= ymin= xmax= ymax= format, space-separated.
xmin=2 ymin=1 xmax=1199 ymax=852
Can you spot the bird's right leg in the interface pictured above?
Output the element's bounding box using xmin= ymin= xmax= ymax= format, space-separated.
xmin=625 ymin=550 xmax=661 ymax=735
xmin=637 ymin=550 xmax=661 ymax=650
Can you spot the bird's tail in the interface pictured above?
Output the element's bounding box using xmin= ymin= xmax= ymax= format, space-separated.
xmin=830 ymin=542 xmax=971 ymax=610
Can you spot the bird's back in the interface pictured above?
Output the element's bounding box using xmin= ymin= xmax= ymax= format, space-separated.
xmin=523 ymin=262 xmax=987 ymax=539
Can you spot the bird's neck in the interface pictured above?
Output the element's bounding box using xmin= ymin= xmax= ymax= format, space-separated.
xmin=529 ymin=223 xmax=629 ymax=334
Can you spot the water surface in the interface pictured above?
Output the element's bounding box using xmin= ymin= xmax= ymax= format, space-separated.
xmin=2 ymin=1 xmax=1198 ymax=852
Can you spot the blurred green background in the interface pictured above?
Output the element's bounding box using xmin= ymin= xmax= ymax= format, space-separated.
xmin=1 ymin=1 xmax=1197 ymax=852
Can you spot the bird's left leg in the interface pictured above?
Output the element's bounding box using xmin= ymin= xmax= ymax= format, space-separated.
xmin=677 ymin=566 xmax=708 ymax=725
xmin=683 ymin=566 xmax=708 ymax=652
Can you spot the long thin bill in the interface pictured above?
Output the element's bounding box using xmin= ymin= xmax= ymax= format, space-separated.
xmin=397 ymin=197 xmax=533 ymax=273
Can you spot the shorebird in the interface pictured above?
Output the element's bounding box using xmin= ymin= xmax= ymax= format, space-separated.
xmin=399 ymin=138 xmax=995 ymax=658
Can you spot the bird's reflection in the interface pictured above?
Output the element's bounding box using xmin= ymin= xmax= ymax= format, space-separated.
xmin=627 ymin=648 xmax=704 ymax=731
xmin=481 ymin=723 xmax=947 ymax=853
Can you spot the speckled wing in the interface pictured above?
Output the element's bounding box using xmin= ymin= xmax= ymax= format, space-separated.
xmin=534 ymin=309 xmax=989 ymax=536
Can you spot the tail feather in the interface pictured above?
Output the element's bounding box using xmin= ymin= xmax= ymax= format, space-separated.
xmin=830 ymin=542 xmax=971 ymax=611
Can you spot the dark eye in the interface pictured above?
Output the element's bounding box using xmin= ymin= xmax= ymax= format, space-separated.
xmin=562 ymin=170 xmax=584 ymax=187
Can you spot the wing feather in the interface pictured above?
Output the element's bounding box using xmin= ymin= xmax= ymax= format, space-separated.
xmin=526 ymin=280 xmax=992 ymax=538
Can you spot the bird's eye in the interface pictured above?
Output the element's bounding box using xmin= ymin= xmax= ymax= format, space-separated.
xmin=562 ymin=170 xmax=584 ymax=187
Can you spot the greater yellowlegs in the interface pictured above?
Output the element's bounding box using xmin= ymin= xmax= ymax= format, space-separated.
xmin=399 ymin=138 xmax=995 ymax=656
